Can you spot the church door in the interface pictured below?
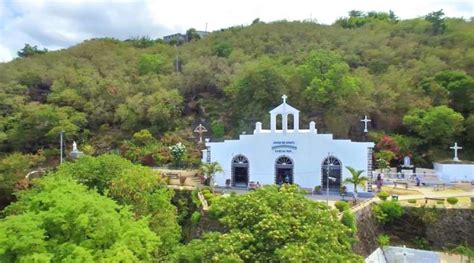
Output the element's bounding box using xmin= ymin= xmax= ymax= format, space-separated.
xmin=321 ymin=156 xmax=342 ymax=190
xmin=232 ymin=155 xmax=249 ymax=187
xmin=275 ymin=156 xmax=294 ymax=185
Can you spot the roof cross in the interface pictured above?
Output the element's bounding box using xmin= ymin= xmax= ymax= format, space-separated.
xmin=282 ymin=94 xmax=287 ymax=103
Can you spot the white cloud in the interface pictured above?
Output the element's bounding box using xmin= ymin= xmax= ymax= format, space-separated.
xmin=0 ymin=0 xmax=472 ymax=62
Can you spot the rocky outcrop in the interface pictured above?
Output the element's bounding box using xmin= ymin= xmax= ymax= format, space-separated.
xmin=353 ymin=204 xmax=383 ymax=256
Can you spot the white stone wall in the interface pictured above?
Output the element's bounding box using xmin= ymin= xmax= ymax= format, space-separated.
xmin=203 ymin=130 xmax=374 ymax=192
xmin=434 ymin=162 xmax=474 ymax=182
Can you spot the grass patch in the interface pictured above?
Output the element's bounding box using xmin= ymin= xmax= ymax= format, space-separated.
xmin=381 ymin=186 xmax=422 ymax=196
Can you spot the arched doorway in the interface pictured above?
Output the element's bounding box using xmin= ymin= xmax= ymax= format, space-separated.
xmin=321 ymin=156 xmax=342 ymax=190
xmin=232 ymin=155 xmax=249 ymax=187
xmin=275 ymin=156 xmax=294 ymax=185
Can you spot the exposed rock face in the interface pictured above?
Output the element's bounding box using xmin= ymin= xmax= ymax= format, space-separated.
xmin=354 ymin=204 xmax=474 ymax=256
xmin=353 ymin=204 xmax=383 ymax=256
xmin=189 ymin=211 xmax=226 ymax=240
xmin=423 ymin=208 xmax=474 ymax=248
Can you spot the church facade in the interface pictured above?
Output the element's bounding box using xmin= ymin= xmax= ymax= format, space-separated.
xmin=202 ymin=95 xmax=374 ymax=192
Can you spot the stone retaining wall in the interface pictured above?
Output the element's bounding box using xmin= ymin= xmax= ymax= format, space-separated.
xmin=353 ymin=204 xmax=383 ymax=256
xmin=353 ymin=204 xmax=474 ymax=256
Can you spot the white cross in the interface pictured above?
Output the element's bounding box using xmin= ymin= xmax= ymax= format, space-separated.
xmin=450 ymin=142 xmax=463 ymax=161
xmin=282 ymin=94 xmax=287 ymax=103
xmin=193 ymin=124 xmax=208 ymax=144
xmin=360 ymin=115 xmax=371 ymax=133
xmin=395 ymin=245 xmax=414 ymax=263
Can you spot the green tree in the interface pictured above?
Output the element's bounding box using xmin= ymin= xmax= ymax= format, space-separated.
xmin=210 ymin=120 xmax=225 ymax=138
xmin=0 ymin=175 xmax=159 ymax=262
xmin=138 ymin=54 xmax=165 ymax=75
xmin=186 ymin=28 xmax=201 ymax=42
xmin=174 ymin=185 xmax=361 ymax=262
xmin=300 ymin=50 xmax=374 ymax=136
xmin=132 ymin=129 xmax=156 ymax=145
xmin=465 ymin=115 xmax=474 ymax=145
xmin=17 ymin=44 xmax=48 ymax=58
xmin=434 ymin=71 xmax=474 ymax=115
xmin=53 ymin=155 xmax=181 ymax=259
xmin=375 ymin=150 xmax=396 ymax=172
xmin=5 ymin=103 xmax=86 ymax=151
xmin=0 ymin=152 xmax=45 ymax=208
xmin=403 ymin=106 xmax=464 ymax=145
xmin=212 ymin=42 xmax=233 ymax=58
xmin=225 ymin=58 xmax=287 ymax=128
xmin=425 ymin=10 xmax=446 ymax=35
xmin=115 ymin=88 xmax=183 ymax=133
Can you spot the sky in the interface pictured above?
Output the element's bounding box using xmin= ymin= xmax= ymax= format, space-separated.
xmin=0 ymin=0 xmax=473 ymax=62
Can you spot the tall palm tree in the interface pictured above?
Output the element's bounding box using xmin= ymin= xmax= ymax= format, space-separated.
xmin=200 ymin=162 xmax=224 ymax=187
xmin=343 ymin=166 xmax=368 ymax=202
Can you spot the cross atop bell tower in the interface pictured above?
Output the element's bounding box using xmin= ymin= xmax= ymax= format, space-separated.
xmin=269 ymin=95 xmax=300 ymax=133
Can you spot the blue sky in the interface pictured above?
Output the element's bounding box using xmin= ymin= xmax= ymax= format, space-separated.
xmin=0 ymin=0 xmax=473 ymax=62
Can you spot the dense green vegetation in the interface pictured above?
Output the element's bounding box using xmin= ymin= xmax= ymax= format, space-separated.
xmin=0 ymin=10 xmax=472 ymax=168
xmin=0 ymin=156 xmax=362 ymax=261
xmin=0 ymin=10 xmax=473 ymax=261
xmin=0 ymin=174 xmax=159 ymax=262
xmin=174 ymin=185 xmax=361 ymax=262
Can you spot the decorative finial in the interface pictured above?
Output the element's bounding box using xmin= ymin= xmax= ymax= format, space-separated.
xmin=282 ymin=94 xmax=287 ymax=103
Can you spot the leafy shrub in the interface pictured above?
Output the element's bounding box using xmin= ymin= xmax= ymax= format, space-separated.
xmin=408 ymin=199 xmax=417 ymax=204
xmin=446 ymin=197 xmax=458 ymax=205
xmin=138 ymin=53 xmax=164 ymax=75
xmin=377 ymin=234 xmax=390 ymax=247
xmin=436 ymin=200 xmax=444 ymax=205
xmin=314 ymin=185 xmax=322 ymax=194
xmin=377 ymin=191 xmax=390 ymax=201
xmin=413 ymin=237 xmax=430 ymax=250
xmin=191 ymin=211 xmax=202 ymax=225
xmin=410 ymin=205 xmax=439 ymax=224
xmin=341 ymin=210 xmax=357 ymax=235
xmin=335 ymin=200 xmax=350 ymax=212
xmin=373 ymin=200 xmax=403 ymax=224
xmin=211 ymin=120 xmax=225 ymax=138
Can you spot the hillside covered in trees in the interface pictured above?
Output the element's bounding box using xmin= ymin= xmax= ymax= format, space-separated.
xmin=0 ymin=10 xmax=473 ymax=167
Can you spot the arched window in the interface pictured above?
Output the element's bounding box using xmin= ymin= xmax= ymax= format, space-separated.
xmin=276 ymin=114 xmax=283 ymax=130
xmin=287 ymin=113 xmax=294 ymax=130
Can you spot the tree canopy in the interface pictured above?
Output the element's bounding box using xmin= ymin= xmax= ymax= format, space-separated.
xmin=53 ymin=155 xmax=181 ymax=259
xmin=0 ymin=175 xmax=159 ymax=262
xmin=174 ymin=185 xmax=361 ymax=262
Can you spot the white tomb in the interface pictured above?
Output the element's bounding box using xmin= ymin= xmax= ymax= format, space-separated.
xmin=434 ymin=142 xmax=474 ymax=182
xmin=202 ymin=95 xmax=375 ymax=192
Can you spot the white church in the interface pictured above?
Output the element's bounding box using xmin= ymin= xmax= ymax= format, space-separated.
xmin=202 ymin=95 xmax=375 ymax=192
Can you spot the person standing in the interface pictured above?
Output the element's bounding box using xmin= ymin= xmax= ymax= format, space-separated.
xmin=376 ymin=173 xmax=382 ymax=192
xmin=415 ymin=174 xmax=421 ymax=187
